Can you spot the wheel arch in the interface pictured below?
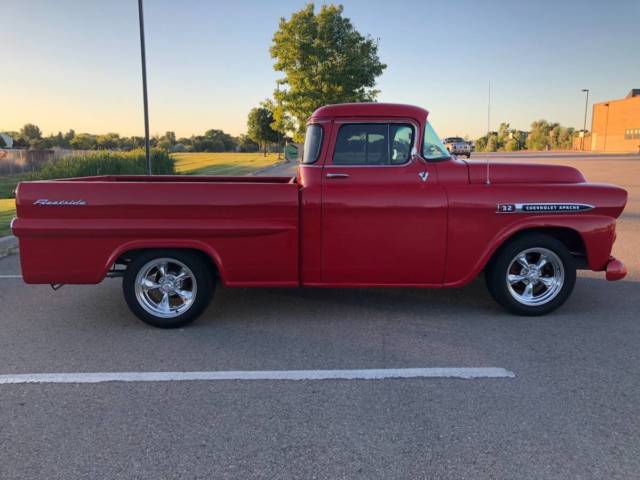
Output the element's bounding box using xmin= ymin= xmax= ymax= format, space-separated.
xmin=104 ymin=240 xmax=225 ymax=284
xmin=485 ymin=226 xmax=587 ymax=272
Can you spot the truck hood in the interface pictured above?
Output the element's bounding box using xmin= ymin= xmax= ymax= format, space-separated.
xmin=468 ymin=162 xmax=585 ymax=184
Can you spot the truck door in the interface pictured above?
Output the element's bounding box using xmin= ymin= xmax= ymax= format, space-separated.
xmin=321 ymin=120 xmax=448 ymax=285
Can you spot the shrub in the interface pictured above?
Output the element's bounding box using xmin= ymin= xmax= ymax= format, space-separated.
xmin=37 ymin=149 xmax=175 ymax=179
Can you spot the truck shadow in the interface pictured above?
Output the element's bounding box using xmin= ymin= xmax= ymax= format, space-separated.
xmin=210 ymin=275 xmax=638 ymax=323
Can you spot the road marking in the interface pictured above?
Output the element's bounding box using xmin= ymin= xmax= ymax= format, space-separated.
xmin=0 ymin=274 xmax=22 ymax=279
xmin=0 ymin=368 xmax=515 ymax=384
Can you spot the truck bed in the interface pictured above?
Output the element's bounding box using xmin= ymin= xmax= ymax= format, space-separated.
xmin=13 ymin=175 xmax=300 ymax=285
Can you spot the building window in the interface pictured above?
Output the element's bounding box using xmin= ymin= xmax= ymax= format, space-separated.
xmin=624 ymin=129 xmax=640 ymax=140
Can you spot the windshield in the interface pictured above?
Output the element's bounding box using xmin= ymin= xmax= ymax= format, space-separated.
xmin=422 ymin=122 xmax=451 ymax=160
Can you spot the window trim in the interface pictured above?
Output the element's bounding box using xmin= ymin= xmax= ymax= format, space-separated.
xmin=302 ymin=123 xmax=324 ymax=165
xmin=330 ymin=120 xmax=417 ymax=167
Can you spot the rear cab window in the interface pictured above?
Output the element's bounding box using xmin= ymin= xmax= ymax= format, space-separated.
xmin=333 ymin=123 xmax=415 ymax=165
xmin=302 ymin=124 xmax=323 ymax=164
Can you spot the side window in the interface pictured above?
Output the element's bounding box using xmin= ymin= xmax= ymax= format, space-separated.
xmin=390 ymin=125 xmax=413 ymax=165
xmin=333 ymin=123 xmax=414 ymax=165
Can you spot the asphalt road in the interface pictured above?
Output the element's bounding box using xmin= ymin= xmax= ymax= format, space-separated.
xmin=1 ymin=153 xmax=639 ymax=479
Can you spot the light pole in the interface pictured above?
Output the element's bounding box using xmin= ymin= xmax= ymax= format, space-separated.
xmin=603 ymin=103 xmax=610 ymax=152
xmin=138 ymin=0 xmax=152 ymax=175
xmin=581 ymin=89 xmax=589 ymax=151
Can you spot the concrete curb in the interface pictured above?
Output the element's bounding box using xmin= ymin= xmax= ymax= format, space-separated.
xmin=0 ymin=235 xmax=18 ymax=257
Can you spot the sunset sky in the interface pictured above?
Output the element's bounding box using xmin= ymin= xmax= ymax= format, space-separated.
xmin=3 ymin=0 xmax=639 ymax=139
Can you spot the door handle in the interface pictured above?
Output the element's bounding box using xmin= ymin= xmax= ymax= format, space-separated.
xmin=326 ymin=173 xmax=349 ymax=179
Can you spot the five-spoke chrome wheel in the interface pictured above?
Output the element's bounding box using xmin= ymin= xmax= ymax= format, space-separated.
xmin=506 ymin=248 xmax=564 ymax=306
xmin=485 ymin=233 xmax=576 ymax=316
xmin=134 ymin=258 xmax=198 ymax=319
xmin=124 ymin=250 xmax=214 ymax=327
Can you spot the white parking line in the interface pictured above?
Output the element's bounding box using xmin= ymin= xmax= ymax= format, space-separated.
xmin=0 ymin=274 xmax=22 ymax=279
xmin=0 ymin=368 xmax=515 ymax=384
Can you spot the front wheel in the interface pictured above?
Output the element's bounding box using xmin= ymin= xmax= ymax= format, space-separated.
xmin=123 ymin=250 xmax=214 ymax=328
xmin=485 ymin=234 xmax=576 ymax=316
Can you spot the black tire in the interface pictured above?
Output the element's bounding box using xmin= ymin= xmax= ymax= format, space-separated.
xmin=123 ymin=249 xmax=214 ymax=328
xmin=485 ymin=233 xmax=576 ymax=316
xmin=466 ymin=153 xmax=471 ymax=158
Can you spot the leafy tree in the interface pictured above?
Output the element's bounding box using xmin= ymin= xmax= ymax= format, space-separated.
xmin=163 ymin=131 xmax=176 ymax=145
xmin=70 ymin=133 xmax=97 ymax=150
xmin=475 ymin=136 xmax=487 ymax=152
xmin=64 ymin=129 xmax=76 ymax=144
xmin=20 ymin=123 xmax=42 ymax=142
xmin=95 ymin=133 xmax=121 ymax=150
xmin=497 ymin=123 xmax=511 ymax=147
xmin=238 ymin=134 xmax=259 ymax=153
xmin=526 ymin=120 xmax=552 ymax=150
xmin=247 ymin=105 xmax=279 ymax=155
xmin=203 ymin=129 xmax=237 ymax=151
xmin=504 ymin=138 xmax=519 ymax=151
xmin=485 ymin=134 xmax=499 ymax=152
xmin=271 ymin=3 xmax=386 ymax=141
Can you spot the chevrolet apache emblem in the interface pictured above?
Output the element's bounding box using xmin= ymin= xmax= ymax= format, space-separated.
xmin=497 ymin=203 xmax=594 ymax=213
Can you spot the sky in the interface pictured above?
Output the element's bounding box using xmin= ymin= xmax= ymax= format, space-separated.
xmin=2 ymin=0 xmax=639 ymax=139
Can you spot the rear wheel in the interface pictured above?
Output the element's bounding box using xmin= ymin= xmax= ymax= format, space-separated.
xmin=123 ymin=250 xmax=213 ymax=328
xmin=486 ymin=234 xmax=576 ymax=316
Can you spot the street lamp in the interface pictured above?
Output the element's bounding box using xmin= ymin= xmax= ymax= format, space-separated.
xmin=138 ymin=0 xmax=152 ymax=175
xmin=581 ymin=89 xmax=589 ymax=151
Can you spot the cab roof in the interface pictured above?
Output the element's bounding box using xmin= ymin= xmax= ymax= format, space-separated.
xmin=310 ymin=103 xmax=429 ymax=121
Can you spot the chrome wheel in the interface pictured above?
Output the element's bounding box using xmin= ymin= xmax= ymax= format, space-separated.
xmin=506 ymin=247 xmax=564 ymax=307
xmin=134 ymin=258 xmax=197 ymax=318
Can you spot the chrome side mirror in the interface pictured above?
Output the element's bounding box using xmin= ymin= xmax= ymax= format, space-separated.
xmin=410 ymin=146 xmax=426 ymax=164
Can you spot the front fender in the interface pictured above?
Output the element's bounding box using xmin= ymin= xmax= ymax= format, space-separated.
xmin=444 ymin=215 xmax=616 ymax=287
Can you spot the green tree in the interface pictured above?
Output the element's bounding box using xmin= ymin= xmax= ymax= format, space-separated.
xmin=526 ymin=120 xmax=552 ymax=150
xmin=238 ymin=134 xmax=260 ymax=153
xmin=271 ymin=3 xmax=386 ymax=141
xmin=70 ymin=133 xmax=97 ymax=150
xmin=247 ymin=105 xmax=279 ymax=156
xmin=475 ymin=136 xmax=487 ymax=152
xmin=263 ymin=98 xmax=291 ymax=158
xmin=95 ymin=133 xmax=121 ymax=150
xmin=20 ymin=123 xmax=42 ymax=142
xmin=485 ymin=134 xmax=499 ymax=152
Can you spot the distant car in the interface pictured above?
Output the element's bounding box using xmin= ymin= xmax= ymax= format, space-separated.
xmin=443 ymin=137 xmax=471 ymax=158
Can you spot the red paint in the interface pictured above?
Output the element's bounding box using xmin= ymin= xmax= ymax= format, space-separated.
xmin=13 ymin=103 xmax=628 ymax=287
xmin=605 ymin=257 xmax=627 ymax=281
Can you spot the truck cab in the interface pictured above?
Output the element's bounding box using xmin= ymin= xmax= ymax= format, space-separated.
xmin=297 ymin=103 xmax=451 ymax=287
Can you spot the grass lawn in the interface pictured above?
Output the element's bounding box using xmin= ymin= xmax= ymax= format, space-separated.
xmin=172 ymin=152 xmax=281 ymax=175
xmin=0 ymin=199 xmax=16 ymax=237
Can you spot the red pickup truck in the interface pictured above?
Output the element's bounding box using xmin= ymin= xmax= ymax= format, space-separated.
xmin=12 ymin=103 xmax=627 ymax=328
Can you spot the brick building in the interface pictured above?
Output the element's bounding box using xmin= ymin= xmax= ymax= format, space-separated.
xmin=576 ymin=89 xmax=640 ymax=153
